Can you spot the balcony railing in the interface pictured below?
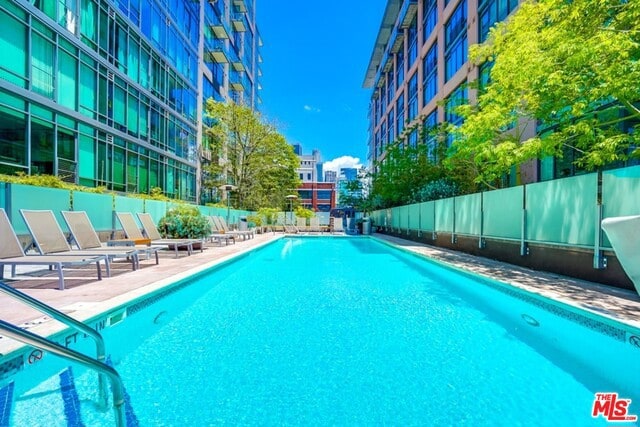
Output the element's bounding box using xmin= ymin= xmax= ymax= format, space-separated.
xmin=205 ymin=38 xmax=229 ymax=63
xmin=233 ymin=0 xmax=247 ymax=13
xmin=398 ymin=0 xmax=418 ymax=29
xmin=231 ymin=13 xmax=247 ymax=32
xmin=229 ymin=69 xmax=246 ymax=91
xmin=228 ymin=45 xmax=246 ymax=71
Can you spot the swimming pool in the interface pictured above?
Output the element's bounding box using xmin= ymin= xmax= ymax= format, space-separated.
xmin=2 ymin=237 xmax=639 ymax=425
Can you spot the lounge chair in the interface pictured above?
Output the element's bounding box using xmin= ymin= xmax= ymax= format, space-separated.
xmin=205 ymin=216 xmax=235 ymax=246
xmin=296 ymin=217 xmax=308 ymax=233
xmin=115 ymin=212 xmax=192 ymax=258
xmin=283 ymin=224 xmax=299 ymax=234
xmin=61 ymin=210 xmax=161 ymax=266
xmin=332 ymin=217 xmax=344 ymax=234
xmin=212 ymin=216 xmax=252 ymax=240
xmin=19 ymin=209 xmax=140 ymax=273
xmin=219 ymin=216 xmax=254 ymax=239
xmin=309 ymin=217 xmax=322 ymax=233
xmin=0 ymin=209 xmax=106 ymax=290
xmin=114 ymin=212 xmax=198 ymax=258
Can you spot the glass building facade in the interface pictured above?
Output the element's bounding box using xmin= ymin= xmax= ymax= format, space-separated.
xmin=0 ymin=0 xmax=261 ymax=201
xmin=364 ymin=0 xmax=638 ymax=184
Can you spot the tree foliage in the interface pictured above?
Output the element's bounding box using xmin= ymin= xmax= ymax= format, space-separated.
xmin=204 ymin=101 xmax=300 ymax=210
xmin=368 ymin=124 xmax=477 ymax=208
xmin=451 ymin=0 xmax=640 ymax=185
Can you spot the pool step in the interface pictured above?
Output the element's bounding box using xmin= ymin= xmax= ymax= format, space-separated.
xmin=106 ymin=356 xmax=139 ymax=427
xmin=0 ymin=382 xmax=15 ymax=426
xmin=7 ymin=362 xmax=138 ymax=426
xmin=59 ymin=368 xmax=84 ymax=427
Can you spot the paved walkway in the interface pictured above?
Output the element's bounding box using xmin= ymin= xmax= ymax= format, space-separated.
xmin=2 ymin=232 xmax=639 ymax=356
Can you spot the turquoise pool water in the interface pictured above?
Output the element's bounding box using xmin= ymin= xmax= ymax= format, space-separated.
xmin=4 ymin=237 xmax=640 ymax=425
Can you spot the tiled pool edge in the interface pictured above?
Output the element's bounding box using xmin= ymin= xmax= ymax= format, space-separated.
xmin=0 ymin=235 xmax=284 ymax=374
xmin=371 ymin=235 xmax=640 ymax=346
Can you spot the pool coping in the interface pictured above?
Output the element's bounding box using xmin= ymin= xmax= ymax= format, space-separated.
xmin=1 ymin=232 xmax=639 ymax=365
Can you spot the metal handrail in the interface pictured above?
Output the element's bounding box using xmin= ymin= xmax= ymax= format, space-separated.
xmin=0 ymin=282 xmax=109 ymax=405
xmin=0 ymin=320 xmax=125 ymax=427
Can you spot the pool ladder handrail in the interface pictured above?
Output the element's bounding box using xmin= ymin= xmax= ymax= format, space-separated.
xmin=0 ymin=283 xmax=125 ymax=426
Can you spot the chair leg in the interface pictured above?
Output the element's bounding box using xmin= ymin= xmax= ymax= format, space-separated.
xmin=56 ymin=263 xmax=65 ymax=290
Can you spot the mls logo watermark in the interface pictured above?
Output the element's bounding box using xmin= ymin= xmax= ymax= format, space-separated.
xmin=592 ymin=393 xmax=637 ymax=422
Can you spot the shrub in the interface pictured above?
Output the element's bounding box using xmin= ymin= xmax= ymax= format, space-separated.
xmin=157 ymin=205 xmax=210 ymax=239
xmin=413 ymin=178 xmax=460 ymax=202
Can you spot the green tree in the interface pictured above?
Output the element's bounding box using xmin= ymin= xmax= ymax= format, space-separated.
xmin=451 ymin=0 xmax=640 ymax=185
xmin=204 ymin=100 xmax=300 ymax=210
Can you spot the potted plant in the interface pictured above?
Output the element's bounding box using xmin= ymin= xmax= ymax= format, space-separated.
xmin=157 ymin=205 xmax=210 ymax=249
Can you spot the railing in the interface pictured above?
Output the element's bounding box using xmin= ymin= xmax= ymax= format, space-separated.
xmin=0 ymin=282 xmax=109 ymax=404
xmin=0 ymin=320 xmax=126 ymax=427
xmin=371 ymin=165 xmax=640 ymax=270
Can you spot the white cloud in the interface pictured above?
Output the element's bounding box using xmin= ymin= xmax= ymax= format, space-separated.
xmin=303 ymin=104 xmax=321 ymax=113
xmin=323 ymin=156 xmax=363 ymax=173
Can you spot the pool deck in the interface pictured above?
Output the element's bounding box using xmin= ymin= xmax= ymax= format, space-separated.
xmin=1 ymin=232 xmax=639 ymax=356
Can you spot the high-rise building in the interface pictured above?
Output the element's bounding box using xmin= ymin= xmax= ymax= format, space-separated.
xmin=363 ymin=0 xmax=528 ymax=182
xmin=292 ymin=147 xmax=335 ymax=212
xmin=324 ymin=170 xmax=337 ymax=183
xmin=0 ymin=0 xmax=261 ymax=202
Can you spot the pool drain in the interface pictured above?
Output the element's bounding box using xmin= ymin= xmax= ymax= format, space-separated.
xmin=521 ymin=314 xmax=540 ymax=327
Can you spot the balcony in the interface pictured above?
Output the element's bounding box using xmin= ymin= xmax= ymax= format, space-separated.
xmin=229 ymin=46 xmax=246 ymax=71
xmin=209 ymin=13 xmax=231 ymax=39
xmin=233 ymin=0 xmax=247 ymax=13
xmin=229 ymin=70 xmax=246 ymax=91
xmin=390 ymin=26 xmax=404 ymax=53
xmin=231 ymin=13 xmax=247 ymax=32
xmin=398 ymin=0 xmax=418 ymax=29
xmin=205 ymin=39 xmax=229 ymax=63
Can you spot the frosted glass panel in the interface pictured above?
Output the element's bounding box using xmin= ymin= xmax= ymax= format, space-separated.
xmin=455 ymin=194 xmax=481 ymax=235
xmin=73 ymin=191 xmax=114 ymax=232
xmin=483 ymin=186 xmax=522 ymax=240
xmin=435 ymin=198 xmax=454 ymax=232
xmin=420 ymin=202 xmax=435 ymax=231
xmin=526 ymin=174 xmax=597 ymax=246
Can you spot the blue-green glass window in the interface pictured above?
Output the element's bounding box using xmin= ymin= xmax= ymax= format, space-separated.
xmin=408 ymin=128 xmax=418 ymax=149
xmin=78 ymin=131 xmax=96 ymax=182
xmin=0 ymin=12 xmax=27 ymax=88
xmin=423 ymin=110 xmax=438 ymax=160
xmin=116 ymin=22 xmax=127 ymax=73
xmin=97 ymin=73 xmax=108 ymax=123
xmin=479 ymin=0 xmax=519 ymax=42
xmin=127 ymin=94 xmax=139 ymax=135
xmin=445 ymin=83 xmax=467 ymax=146
xmin=139 ymin=100 xmax=149 ymax=138
xmin=386 ymin=72 xmax=394 ymax=105
xmin=317 ymin=191 xmax=332 ymax=200
xmin=388 ymin=109 xmax=395 ymax=143
xmin=34 ymin=0 xmax=56 ymax=20
xmin=31 ymin=33 xmax=55 ymax=98
xmin=140 ymin=48 xmax=150 ymax=88
xmin=128 ymin=37 xmax=140 ymax=82
xmin=81 ymin=0 xmax=97 ymax=47
xmin=423 ymin=43 xmax=438 ymax=106
xmin=422 ymin=0 xmax=437 ymax=43
xmin=445 ymin=0 xmax=467 ymax=82
xmin=112 ymin=145 xmax=126 ymax=191
xmin=408 ymin=17 xmax=418 ymax=66
xmin=30 ymin=118 xmax=55 ymax=175
xmin=58 ymin=50 xmax=77 ymax=110
xmin=0 ymin=103 xmax=27 ymax=169
xmin=58 ymin=0 xmax=78 ymax=34
xmin=113 ymin=84 xmax=126 ymax=128
xmin=98 ymin=6 xmax=108 ymax=58
xmin=396 ymin=92 xmax=405 ymax=137
xmin=396 ymin=50 xmax=404 ymax=89
xmin=408 ymin=72 xmax=418 ymax=122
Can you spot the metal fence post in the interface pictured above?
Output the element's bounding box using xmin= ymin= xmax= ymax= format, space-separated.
xmin=593 ymin=171 xmax=607 ymax=269
xmin=520 ymin=185 xmax=529 ymax=256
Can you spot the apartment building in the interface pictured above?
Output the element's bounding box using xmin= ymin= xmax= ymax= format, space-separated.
xmin=363 ymin=0 xmax=530 ymax=182
xmin=0 ymin=0 xmax=261 ymax=202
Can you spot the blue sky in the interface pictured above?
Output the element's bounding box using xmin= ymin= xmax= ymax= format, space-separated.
xmin=256 ymin=1 xmax=387 ymax=172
